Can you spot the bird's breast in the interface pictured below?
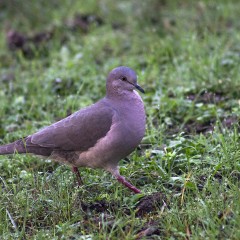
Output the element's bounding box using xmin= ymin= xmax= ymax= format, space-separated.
xmin=75 ymin=91 xmax=146 ymax=169
xmin=118 ymin=91 xmax=146 ymax=146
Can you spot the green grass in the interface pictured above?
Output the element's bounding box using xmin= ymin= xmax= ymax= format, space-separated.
xmin=1 ymin=0 xmax=240 ymax=239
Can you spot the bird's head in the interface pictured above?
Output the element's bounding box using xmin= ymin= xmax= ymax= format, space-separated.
xmin=106 ymin=66 xmax=144 ymax=97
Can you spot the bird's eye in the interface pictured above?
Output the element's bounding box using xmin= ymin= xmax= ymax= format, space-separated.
xmin=121 ymin=76 xmax=127 ymax=81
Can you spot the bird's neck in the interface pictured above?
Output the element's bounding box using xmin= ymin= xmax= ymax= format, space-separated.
xmin=105 ymin=90 xmax=145 ymax=115
xmin=106 ymin=89 xmax=139 ymax=100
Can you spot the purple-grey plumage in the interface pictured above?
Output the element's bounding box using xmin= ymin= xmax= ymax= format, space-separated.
xmin=0 ymin=66 xmax=146 ymax=193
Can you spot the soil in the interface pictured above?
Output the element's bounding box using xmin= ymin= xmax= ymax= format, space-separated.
xmin=187 ymin=91 xmax=227 ymax=104
xmin=183 ymin=91 xmax=239 ymax=134
xmin=136 ymin=220 xmax=161 ymax=239
xmin=6 ymin=13 xmax=103 ymax=56
xmin=65 ymin=13 xmax=103 ymax=32
xmin=135 ymin=192 xmax=167 ymax=217
xmin=184 ymin=120 xmax=214 ymax=134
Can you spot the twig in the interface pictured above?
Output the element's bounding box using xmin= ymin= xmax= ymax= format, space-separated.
xmin=6 ymin=208 xmax=18 ymax=230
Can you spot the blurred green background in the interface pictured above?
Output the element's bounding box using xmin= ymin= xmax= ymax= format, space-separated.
xmin=0 ymin=0 xmax=240 ymax=239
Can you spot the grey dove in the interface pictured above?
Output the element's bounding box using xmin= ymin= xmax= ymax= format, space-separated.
xmin=0 ymin=66 xmax=146 ymax=194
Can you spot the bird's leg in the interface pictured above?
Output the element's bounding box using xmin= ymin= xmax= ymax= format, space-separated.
xmin=116 ymin=175 xmax=141 ymax=194
xmin=111 ymin=168 xmax=141 ymax=194
xmin=71 ymin=166 xmax=83 ymax=186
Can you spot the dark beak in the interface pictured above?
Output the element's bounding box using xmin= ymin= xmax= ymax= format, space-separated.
xmin=134 ymin=84 xmax=145 ymax=94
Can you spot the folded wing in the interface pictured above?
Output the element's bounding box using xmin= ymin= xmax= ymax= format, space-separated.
xmin=26 ymin=100 xmax=115 ymax=153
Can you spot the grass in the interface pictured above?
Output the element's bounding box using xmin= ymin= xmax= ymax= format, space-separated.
xmin=0 ymin=0 xmax=240 ymax=239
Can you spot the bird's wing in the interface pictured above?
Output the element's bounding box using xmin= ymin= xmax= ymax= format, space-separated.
xmin=27 ymin=100 xmax=115 ymax=152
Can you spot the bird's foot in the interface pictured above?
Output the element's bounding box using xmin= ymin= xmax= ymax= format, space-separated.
xmin=72 ymin=166 xmax=83 ymax=187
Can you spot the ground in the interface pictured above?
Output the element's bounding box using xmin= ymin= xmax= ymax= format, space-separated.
xmin=0 ymin=0 xmax=240 ymax=239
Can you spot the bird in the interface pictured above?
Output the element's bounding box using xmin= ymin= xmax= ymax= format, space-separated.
xmin=0 ymin=66 xmax=146 ymax=194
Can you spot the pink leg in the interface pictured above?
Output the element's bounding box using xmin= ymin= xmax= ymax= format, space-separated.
xmin=116 ymin=175 xmax=141 ymax=194
xmin=72 ymin=166 xmax=83 ymax=186
xmin=110 ymin=168 xmax=141 ymax=194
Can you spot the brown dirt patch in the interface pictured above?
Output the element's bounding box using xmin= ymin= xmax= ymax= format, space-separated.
xmin=135 ymin=192 xmax=167 ymax=217
xmin=186 ymin=91 xmax=227 ymax=104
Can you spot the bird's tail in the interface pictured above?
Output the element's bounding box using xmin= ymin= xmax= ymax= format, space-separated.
xmin=0 ymin=139 xmax=27 ymax=155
